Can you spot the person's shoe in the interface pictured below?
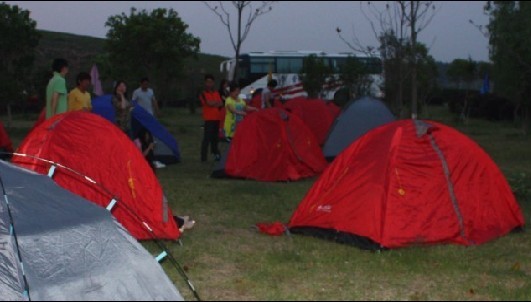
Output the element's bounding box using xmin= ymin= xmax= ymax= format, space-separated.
xmin=179 ymin=216 xmax=196 ymax=232
xmin=153 ymin=160 xmax=166 ymax=168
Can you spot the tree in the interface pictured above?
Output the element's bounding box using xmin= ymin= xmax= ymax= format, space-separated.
xmin=415 ymin=43 xmax=438 ymax=117
xmin=299 ymin=55 xmax=332 ymax=99
xmin=447 ymin=58 xmax=492 ymax=123
xmin=339 ymin=57 xmax=374 ymax=99
xmin=203 ymin=1 xmax=275 ymax=82
xmin=337 ymin=1 xmax=437 ymax=119
xmin=485 ymin=1 xmax=531 ymax=134
xmin=447 ymin=58 xmax=477 ymax=90
xmin=0 ymin=3 xmax=40 ymax=126
xmin=104 ymin=7 xmax=200 ymax=107
xmin=379 ymin=30 xmax=408 ymax=115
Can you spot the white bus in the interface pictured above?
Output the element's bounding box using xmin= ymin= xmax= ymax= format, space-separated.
xmin=219 ymin=50 xmax=384 ymax=101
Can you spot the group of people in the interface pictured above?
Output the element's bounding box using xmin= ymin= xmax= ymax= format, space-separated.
xmin=44 ymin=58 xmax=195 ymax=233
xmin=45 ymin=58 xmax=91 ymax=119
xmin=45 ymin=59 xmax=281 ymax=165
xmin=199 ymin=75 xmax=281 ymax=162
xmin=44 ymin=58 xmax=165 ymax=170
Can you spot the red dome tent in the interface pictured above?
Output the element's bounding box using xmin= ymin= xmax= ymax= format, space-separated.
xmin=212 ymin=108 xmax=327 ymax=182
xmin=12 ymin=111 xmax=180 ymax=240
xmin=283 ymin=98 xmax=337 ymax=145
xmin=31 ymin=107 xmax=46 ymax=132
xmin=284 ymin=119 xmax=525 ymax=249
xmin=327 ymin=101 xmax=341 ymax=118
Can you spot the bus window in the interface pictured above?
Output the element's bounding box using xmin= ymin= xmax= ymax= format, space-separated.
xmin=277 ymin=58 xmax=304 ymax=73
xmin=361 ymin=58 xmax=383 ymax=74
xmin=331 ymin=58 xmax=346 ymax=73
xmin=250 ymin=57 xmax=275 ymax=74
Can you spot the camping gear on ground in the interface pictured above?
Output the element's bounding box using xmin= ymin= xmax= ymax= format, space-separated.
xmin=323 ymin=97 xmax=395 ymax=161
xmin=12 ymin=111 xmax=181 ymax=240
xmin=258 ymin=119 xmax=525 ymax=250
xmin=92 ymin=94 xmax=180 ymax=164
xmin=0 ymin=160 xmax=183 ymax=301
xmin=212 ymin=108 xmax=327 ymax=182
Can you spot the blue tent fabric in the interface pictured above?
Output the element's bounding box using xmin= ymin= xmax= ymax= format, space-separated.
xmin=91 ymin=94 xmax=180 ymax=163
xmin=91 ymin=95 xmax=116 ymax=122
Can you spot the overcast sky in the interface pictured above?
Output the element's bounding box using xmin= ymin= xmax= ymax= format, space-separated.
xmin=6 ymin=1 xmax=491 ymax=63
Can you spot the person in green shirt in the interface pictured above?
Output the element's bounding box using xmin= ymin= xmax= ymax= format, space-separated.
xmin=46 ymin=58 xmax=69 ymax=119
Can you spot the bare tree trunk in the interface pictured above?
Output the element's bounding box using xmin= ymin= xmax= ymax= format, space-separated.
xmin=410 ymin=1 xmax=418 ymax=120
xmin=233 ymin=5 xmax=243 ymax=83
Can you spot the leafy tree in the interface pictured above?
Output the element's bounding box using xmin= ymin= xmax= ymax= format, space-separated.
xmin=299 ymin=55 xmax=332 ymax=99
xmin=476 ymin=61 xmax=492 ymax=81
xmin=446 ymin=58 xmax=477 ymax=121
xmin=378 ymin=30 xmax=437 ymax=117
xmin=104 ymin=7 xmax=200 ymax=107
xmin=485 ymin=1 xmax=531 ymax=134
xmin=339 ymin=57 xmax=374 ymax=100
xmin=379 ymin=30 xmax=408 ymax=115
xmin=447 ymin=58 xmax=477 ymax=90
xmin=0 ymin=3 xmax=40 ymax=123
xmin=415 ymin=43 xmax=438 ymax=116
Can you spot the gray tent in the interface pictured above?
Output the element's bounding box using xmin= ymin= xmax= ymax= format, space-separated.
xmin=322 ymin=97 xmax=395 ymax=160
xmin=0 ymin=160 xmax=183 ymax=301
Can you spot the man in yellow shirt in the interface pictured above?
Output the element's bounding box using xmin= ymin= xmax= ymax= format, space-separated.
xmin=68 ymin=72 xmax=92 ymax=112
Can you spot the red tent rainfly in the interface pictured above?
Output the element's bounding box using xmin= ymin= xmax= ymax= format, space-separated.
xmin=283 ymin=98 xmax=337 ymax=145
xmin=12 ymin=111 xmax=180 ymax=240
xmin=213 ymin=108 xmax=327 ymax=182
xmin=285 ymin=119 xmax=525 ymax=249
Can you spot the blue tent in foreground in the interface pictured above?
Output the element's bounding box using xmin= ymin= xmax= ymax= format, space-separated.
xmin=92 ymin=95 xmax=181 ymax=164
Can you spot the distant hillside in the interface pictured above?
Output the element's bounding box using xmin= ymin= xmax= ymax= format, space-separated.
xmin=33 ymin=31 xmax=106 ymax=90
xmin=33 ymin=30 xmax=227 ymax=105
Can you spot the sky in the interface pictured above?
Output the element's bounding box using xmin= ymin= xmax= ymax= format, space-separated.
xmin=5 ymin=1 xmax=491 ymax=63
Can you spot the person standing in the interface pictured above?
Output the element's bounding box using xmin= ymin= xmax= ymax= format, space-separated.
xmin=224 ymin=82 xmax=258 ymax=141
xmin=199 ymin=74 xmax=223 ymax=162
xmin=67 ymin=72 xmax=92 ymax=112
xmin=46 ymin=58 xmax=69 ymax=119
xmin=132 ymin=77 xmax=160 ymax=117
xmin=261 ymin=79 xmax=278 ymax=109
xmin=112 ymin=81 xmax=134 ymax=138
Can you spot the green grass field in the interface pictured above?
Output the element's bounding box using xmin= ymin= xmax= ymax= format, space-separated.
xmin=3 ymin=106 xmax=530 ymax=301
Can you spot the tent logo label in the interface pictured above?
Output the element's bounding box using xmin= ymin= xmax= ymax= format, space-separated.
xmin=316 ymin=205 xmax=332 ymax=213
xmin=0 ymin=240 xmax=7 ymax=251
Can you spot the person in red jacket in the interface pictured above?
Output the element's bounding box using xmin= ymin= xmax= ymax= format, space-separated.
xmin=199 ymin=74 xmax=223 ymax=162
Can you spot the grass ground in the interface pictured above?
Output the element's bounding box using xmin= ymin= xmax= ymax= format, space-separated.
xmin=3 ymin=105 xmax=530 ymax=301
